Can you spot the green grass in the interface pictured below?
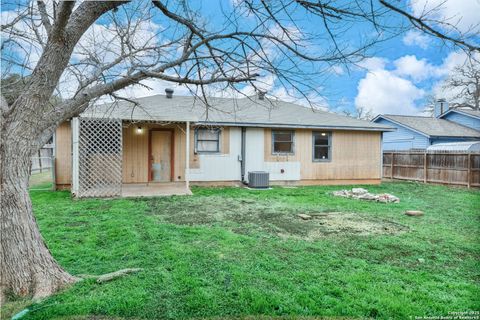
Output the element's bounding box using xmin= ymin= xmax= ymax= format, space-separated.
xmin=3 ymin=182 xmax=479 ymax=319
xmin=29 ymin=171 xmax=53 ymax=190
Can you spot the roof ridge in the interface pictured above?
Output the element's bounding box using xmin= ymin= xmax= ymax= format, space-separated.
xmin=383 ymin=114 xmax=433 ymax=119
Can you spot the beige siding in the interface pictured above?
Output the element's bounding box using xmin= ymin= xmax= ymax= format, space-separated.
xmin=55 ymin=121 xmax=72 ymax=185
xmin=122 ymin=123 xmax=230 ymax=183
xmin=55 ymin=120 xmax=380 ymax=187
xmin=264 ymin=128 xmax=382 ymax=180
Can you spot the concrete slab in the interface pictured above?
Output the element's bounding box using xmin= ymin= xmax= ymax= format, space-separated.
xmin=122 ymin=183 xmax=192 ymax=198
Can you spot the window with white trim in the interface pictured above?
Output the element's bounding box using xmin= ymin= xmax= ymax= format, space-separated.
xmin=313 ymin=132 xmax=331 ymax=161
xmin=272 ymin=130 xmax=294 ymax=154
xmin=195 ymin=128 xmax=221 ymax=153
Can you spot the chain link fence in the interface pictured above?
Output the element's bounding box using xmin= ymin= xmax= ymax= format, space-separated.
xmin=29 ymin=149 xmax=55 ymax=191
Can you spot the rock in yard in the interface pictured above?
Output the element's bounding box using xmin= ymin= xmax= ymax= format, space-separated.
xmin=405 ymin=210 xmax=424 ymax=216
xmin=332 ymin=190 xmax=350 ymax=197
xmin=332 ymin=188 xmax=400 ymax=204
xmin=297 ymin=213 xmax=312 ymax=220
xmin=378 ymin=193 xmax=400 ymax=203
xmin=351 ymin=188 xmax=368 ymax=195
xmin=417 ymin=258 xmax=425 ymax=263
xmin=357 ymin=193 xmax=378 ymax=201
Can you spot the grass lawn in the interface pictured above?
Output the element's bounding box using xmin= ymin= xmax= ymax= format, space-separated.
xmin=2 ymin=182 xmax=479 ymax=319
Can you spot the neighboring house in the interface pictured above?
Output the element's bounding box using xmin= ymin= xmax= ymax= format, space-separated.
xmin=372 ymin=102 xmax=480 ymax=151
xmin=439 ymin=109 xmax=480 ymax=131
xmin=55 ymin=92 xmax=393 ymax=197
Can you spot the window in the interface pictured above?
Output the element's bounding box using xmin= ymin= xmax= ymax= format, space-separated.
xmin=313 ymin=132 xmax=331 ymax=161
xmin=272 ymin=130 xmax=294 ymax=154
xmin=195 ymin=128 xmax=220 ymax=153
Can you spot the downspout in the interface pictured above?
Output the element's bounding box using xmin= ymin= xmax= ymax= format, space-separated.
xmin=240 ymin=127 xmax=247 ymax=185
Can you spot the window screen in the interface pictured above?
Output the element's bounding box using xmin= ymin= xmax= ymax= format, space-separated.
xmin=195 ymin=128 xmax=220 ymax=153
xmin=272 ymin=130 xmax=294 ymax=154
xmin=313 ymin=132 xmax=331 ymax=161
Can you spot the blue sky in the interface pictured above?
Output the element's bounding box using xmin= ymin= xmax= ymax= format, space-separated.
xmin=132 ymin=0 xmax=480 ymax=117
xmin=1 ymin=0 xmax=479 ymax=117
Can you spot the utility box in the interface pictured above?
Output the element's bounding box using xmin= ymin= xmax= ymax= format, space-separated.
xmin=248 ymin=171 xmax=269 ymax=188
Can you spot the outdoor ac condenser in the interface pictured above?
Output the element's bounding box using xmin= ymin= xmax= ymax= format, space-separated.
xmin=248 ymin=171 xmax=269 ymax=188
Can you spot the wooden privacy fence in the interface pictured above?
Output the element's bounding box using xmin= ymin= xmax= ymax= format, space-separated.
xmin=383 ymin=151 xmax=480 ymax=188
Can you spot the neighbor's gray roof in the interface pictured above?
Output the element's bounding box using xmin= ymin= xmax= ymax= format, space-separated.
xmin=427 ymin=141 xmax=480 ymax=152
xmin=81 ymin=94 xmax=393 ymax=131
xmin=450 ymin=109 xmax=480 ymax=119
xmin=378 ymin=114 xmax=480 ymax=138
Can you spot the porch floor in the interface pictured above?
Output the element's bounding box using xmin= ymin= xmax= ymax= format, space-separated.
xmin=121 ymin=182 xmax=192 ymax=198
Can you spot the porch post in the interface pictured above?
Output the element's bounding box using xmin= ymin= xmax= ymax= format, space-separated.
xmin=185 ymin=121 xmax=190 ymax=189
xmin=71 ymin=117 xmax=79 ymax=196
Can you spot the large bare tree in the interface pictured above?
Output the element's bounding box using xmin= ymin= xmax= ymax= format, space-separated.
xmin=1 ymin=0 xmax=479 ymax=303
xmin=443 ymin=58 xmax=480 ymax=110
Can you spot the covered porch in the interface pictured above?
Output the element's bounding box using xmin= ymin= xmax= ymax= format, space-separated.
xmin=72 ymin=117 xmax=193 ymax=198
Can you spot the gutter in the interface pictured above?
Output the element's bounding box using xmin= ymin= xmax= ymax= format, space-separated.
xmin=430 ymin=135 xmax=480 ymax=139
xmin=193 ymin=121 xmax=394 ymax=132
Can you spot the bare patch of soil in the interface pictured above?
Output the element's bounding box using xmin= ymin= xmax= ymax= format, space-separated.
xmin=144 ymin=196 xmax=408 ymax=240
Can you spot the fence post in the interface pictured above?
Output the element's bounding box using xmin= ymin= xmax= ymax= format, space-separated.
xmin=467 ymin=153 xmax=471 ymax=189
xmin=390 ymin=152 xmax=394 ymax=179
xmin=51 ymin=156 xmax=56 ymax=191
xmin=38 ymin=150 xmax=43 ymax=173
xmin=423 ymin=152 xmax=427 ymax=184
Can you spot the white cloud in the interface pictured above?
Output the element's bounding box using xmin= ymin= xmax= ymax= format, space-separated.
xmin=409 ymin=0 xmax=480 ymax=34
xmin=430 ymin=51 xmax=480 ymax=102
xmin=355 ymin=50 xmax=480 ymax=117
xmin=393 ymin=55 xmax=436 ymax=82
xmin=402 ymin=30 xmax=430 ymax=49
xmin=355 ymin=69 xmax=425 ymax=116
xmin=357 ymin=57 xmax=388 ymax=71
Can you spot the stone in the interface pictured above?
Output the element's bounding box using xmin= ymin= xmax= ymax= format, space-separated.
xmin=352 ymin=188 xmax=368 ymax=195
xmin=405 ymin=210 xmax=424 ymax=216
xmin=297 ymin=214 xmax=312 ymax=220
xmin=417 ymin=258 xmax=425 ymax=263
xmin=332 ymin=190 xmax=349 ymax=197
xmin=377 ymin=193 xmax=400 ymax=203
xmin=332 ymin=188 xmax=400 ymax=204
xmin=357 ymin=193 xmax=377 ymax=201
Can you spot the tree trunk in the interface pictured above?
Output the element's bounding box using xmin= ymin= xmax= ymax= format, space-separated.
xmin=0 ymin=128 xmax=77 ymax=305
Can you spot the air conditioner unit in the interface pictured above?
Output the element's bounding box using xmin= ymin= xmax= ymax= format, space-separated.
xmin=248 ymin=171 xmax=269 ymax=188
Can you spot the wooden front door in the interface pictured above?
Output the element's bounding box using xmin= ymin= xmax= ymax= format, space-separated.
xmin=149 ymin=130 xmax=173 ymax=182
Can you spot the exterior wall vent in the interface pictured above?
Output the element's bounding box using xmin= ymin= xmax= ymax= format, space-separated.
xmin=165 ymin=88 xmax=174 ymax=98
xmin=248 ymin=171 xmax=269 ymax=188
xmin=258 ymin=91 xmax=266 ymax=100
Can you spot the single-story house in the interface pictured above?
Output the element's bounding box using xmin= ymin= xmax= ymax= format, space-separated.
xmin=54 ymin=92 xmax=394 ymax=198
xmin=372 ymin=100 xmax=480 ymax=151
xmin=439 ymin=109 xmax=480 ymax=131
xmin=372 ymin=114 xmax=480 ymax=150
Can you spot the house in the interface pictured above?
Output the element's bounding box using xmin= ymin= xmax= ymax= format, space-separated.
xmin=439 ymin=109 xmax=480 ymax=131
xmin=372 ymin=101 xmax=480 ymax=151
xmin=54 ymin=92 xmax=394 ymax=198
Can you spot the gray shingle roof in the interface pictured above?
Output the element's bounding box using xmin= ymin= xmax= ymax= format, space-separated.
xmin=455 ymin=109 xmax=480 ymax=119
xmin=379 ymin=114 xmax=480 ymax=138
xmin=82 ymin=94 xmax=393 ymax=131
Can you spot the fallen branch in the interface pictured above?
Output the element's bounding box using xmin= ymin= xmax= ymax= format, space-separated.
xmin=79 ymin=268 xmax=143 ymax=283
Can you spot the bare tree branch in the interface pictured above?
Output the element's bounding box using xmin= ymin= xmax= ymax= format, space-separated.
xmin=379 ymin=0 xmax=480 ymax=53
xmin=36 ymin=0 xmax=52 ymax=34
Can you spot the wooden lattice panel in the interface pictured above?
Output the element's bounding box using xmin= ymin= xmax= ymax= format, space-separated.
xmin=77 ymin=118 xmax=122 ymax=197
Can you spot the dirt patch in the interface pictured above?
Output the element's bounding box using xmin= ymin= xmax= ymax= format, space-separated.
xmin=143 ymin=196 xmax=408 ymax=240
